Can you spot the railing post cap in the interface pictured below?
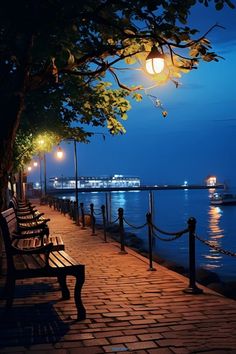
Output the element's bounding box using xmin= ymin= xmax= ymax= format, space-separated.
xmin=188 ymin=217 xmax=196 ymax=224
xmin=188 ymin=217 xmax=196 ymax=232
xmin=118 ymin=207 xmax=123 ymax=215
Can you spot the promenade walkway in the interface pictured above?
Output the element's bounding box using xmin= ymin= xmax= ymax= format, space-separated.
xmin=0 ymin=202 xmax=236 ymax=353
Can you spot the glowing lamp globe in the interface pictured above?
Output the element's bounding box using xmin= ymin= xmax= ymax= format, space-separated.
xmin=146 ymin=46 xmax=165 ymax=75
xmin=56 ymin=147 xmax=63 ymax=159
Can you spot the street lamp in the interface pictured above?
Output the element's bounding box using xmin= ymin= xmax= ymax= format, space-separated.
xmin=24 ymin=160 xmax=40 ymax=199
xmin=56 ymin=141 xmax=78 ymax=205
xmin=43 ymin=153 xmax=47 ymax=196
xmin=36 ymin=138 xmax=47 ymax=197
xmin=56 ymin=147 xmax=63 ymax=160
xmin=145 ymin=45 xmax=165 ymax=75
xmin=73 ymin=140 xmax=79 ymax=214
xmin=56 ymin=141 xmax=79 ymax=224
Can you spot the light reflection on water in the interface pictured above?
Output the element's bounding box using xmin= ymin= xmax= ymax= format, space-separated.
xmin=57 ymin=189 xmax=236 ymax=281
xmin=203 ymin=206 xmax=224 ymax=270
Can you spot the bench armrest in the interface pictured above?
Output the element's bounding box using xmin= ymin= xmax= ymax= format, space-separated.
xmin=17 ymin=214 xmax=45 ymax=222
xmin=11 ymin=243 xmax=53 ymax=265
xmin=18 ymin=220 xmax=50 ymax=229
xmin=12 ymin=230 xmax=46 ymax=239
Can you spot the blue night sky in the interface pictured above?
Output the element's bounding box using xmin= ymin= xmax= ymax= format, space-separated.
xmin=29 ymin=4 xmax=236 ymax=188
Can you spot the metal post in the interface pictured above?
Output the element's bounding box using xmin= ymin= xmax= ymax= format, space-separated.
xmin=109 ymin=191 xmax=112 ymax=223
xmin=74 ymin=140 xmax=80 ymax=225
xmin=39 ymin=153 xmax=43 ymax=197
xmin=184 ymin=217 xmax=203 ymax=294
xmin=18 ymin=169 xmax=23 ymax=200
xmin=90 ymin=203 xmax=96 ymax=235
xmin=43 ymin=153 xmax=47 ymax=196
xmin=105 ymin=193 xmax=109 ymax=223
xmin=80 ymin=202 xmax=86 ymax=229
xmin=101 ymin=205 xmax=107 ymax=242
xmin=118 ymin=208 xmax=127 ymax=254
xmin=148 ymin=190 xmax=154 ymax=216
xmin=72 ymin=201 xmax=76 ymax=221
xmin=146 ymin=212 xmax=156 ymax=271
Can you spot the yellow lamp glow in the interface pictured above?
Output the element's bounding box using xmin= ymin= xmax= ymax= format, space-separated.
xmin=27 ymin=166 xmax=32 ymax=172
xmin=146 ymin=46 xmax=165 ymax=75
xmin=56 ymin=147 xmax=64 ymax=159
xmin=38 ymin=139 xmax=45 ymax=145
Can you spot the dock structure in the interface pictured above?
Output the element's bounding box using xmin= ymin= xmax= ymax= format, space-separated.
xmin=0 ymin=199 xmax=235 ymax=353
xmin=46 ymin=183 xmax=225 ymax=194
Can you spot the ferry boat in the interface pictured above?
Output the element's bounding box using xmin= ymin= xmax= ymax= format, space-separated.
xmin=49 ymin=174 xmax=141 ymax=190
xmin=210 ymin=192 xmax=236 ymax=206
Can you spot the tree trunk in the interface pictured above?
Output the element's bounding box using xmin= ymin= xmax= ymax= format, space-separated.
xmin=0 ymin=94 xmax=26 ymax=211
xmin=0 ymin=33 xmax=34 ymax=211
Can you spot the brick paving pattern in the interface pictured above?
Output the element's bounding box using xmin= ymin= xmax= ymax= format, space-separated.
xmin=0 ymin=202 xmax=236 ymax=353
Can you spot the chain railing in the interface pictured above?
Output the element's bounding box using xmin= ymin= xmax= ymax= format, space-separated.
xmin=195 ymin=233 xmax=236 ymax=257
xmin=45 ymin=196 xmax=236 ymax=294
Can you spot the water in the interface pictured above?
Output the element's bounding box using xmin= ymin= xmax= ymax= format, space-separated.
xmin=58 ymin=189 xmax=236 ymax=281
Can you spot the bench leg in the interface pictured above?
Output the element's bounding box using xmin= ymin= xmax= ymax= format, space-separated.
xmin=74 ymin=271 xmax=86 ymax=321
xmin=4 ymin=276 xmax=15 ymax=308
xmin=57 ymin=275 xmax=70 ymax=299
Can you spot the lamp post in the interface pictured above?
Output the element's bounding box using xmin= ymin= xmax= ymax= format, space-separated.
xmin=36 ymin=151 xmax=46 ymax=197
xmin=56 ymin=140 xmax=79 ymax=223
xmin=73 ymin=139 xmax=79 ymax=211
xmin=37 ymin=138 xmax=47 ymax=197
xmin=43 ymin=153 xmax=47 ymax=196
xmin=38 ymin=153 xmax=43 ymax=197
xmin=23 ymin=159 xmax=40 ymax=200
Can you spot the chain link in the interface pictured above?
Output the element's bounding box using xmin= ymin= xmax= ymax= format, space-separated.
xmin=151 ymin=223 xmax=188 ymax=236
xmin=108 ymin=217 xmax=119 ymax=225
xmin=195 ymin=233 xmax=236 ymax=257
xmin=152 ymin=228 xmax=186 ymax=242
xmin=81 ymin=208 xmax=90 ymax=214
xmin=123 ymin=217 xmax=147 ymax=230
xmin=93 ymin=210 xmax=102 ymax=216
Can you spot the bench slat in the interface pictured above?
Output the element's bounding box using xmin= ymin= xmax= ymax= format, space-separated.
xmin=21 ymin=254 xmax=46 ymax=269
xmin=58 ymin=250 xmax=78 ymax=266
xmin=48 ymin=252 xmax=71 ymax=267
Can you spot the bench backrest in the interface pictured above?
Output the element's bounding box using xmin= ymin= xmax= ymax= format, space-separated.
xmin=0 ymin=207 xmax=17 ymax=238
xmin=9 ymin=197 xmax=18 ymax=211
xmin=0 ymin=208 xmax=18 ymax=270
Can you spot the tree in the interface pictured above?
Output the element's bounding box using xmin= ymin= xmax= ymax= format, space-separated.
xmin=0 ymin=0 xmax=235 ymax=210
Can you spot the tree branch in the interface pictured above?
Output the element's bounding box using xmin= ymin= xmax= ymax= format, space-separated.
xmin=108 ymin=67 xmax=142 ymax=92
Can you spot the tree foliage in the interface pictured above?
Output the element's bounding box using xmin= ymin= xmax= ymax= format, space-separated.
xmin=12 ymin=130 xmax=61 ymax=173
xmin=0 ymin=0 xmax=235 ymax=207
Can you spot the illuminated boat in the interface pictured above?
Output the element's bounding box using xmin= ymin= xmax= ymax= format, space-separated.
xmin=210 ymin=192 xmax=236 ymax=206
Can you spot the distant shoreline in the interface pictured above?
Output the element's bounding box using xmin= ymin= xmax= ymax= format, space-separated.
xmin=42 ymin=183 xmax=225 ymax=194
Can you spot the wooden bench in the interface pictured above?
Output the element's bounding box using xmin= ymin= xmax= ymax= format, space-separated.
xmin=0 ymin=209 xmax=86 ymax=321
xmin=9 ymin=197 xmax=49 ymax=224
xmin=2 ymin=208 xmax=64 ymax=251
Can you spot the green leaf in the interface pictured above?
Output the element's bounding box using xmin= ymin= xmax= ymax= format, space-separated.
xmin=216 ymin=2 xmax=224 ymax=10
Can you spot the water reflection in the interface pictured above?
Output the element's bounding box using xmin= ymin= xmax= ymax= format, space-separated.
xmin=203 ymin=206 xmax=224 ymax=270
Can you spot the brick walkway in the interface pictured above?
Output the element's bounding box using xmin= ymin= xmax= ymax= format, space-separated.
xmin=0 ymin=202 xmax=236 ymax=354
